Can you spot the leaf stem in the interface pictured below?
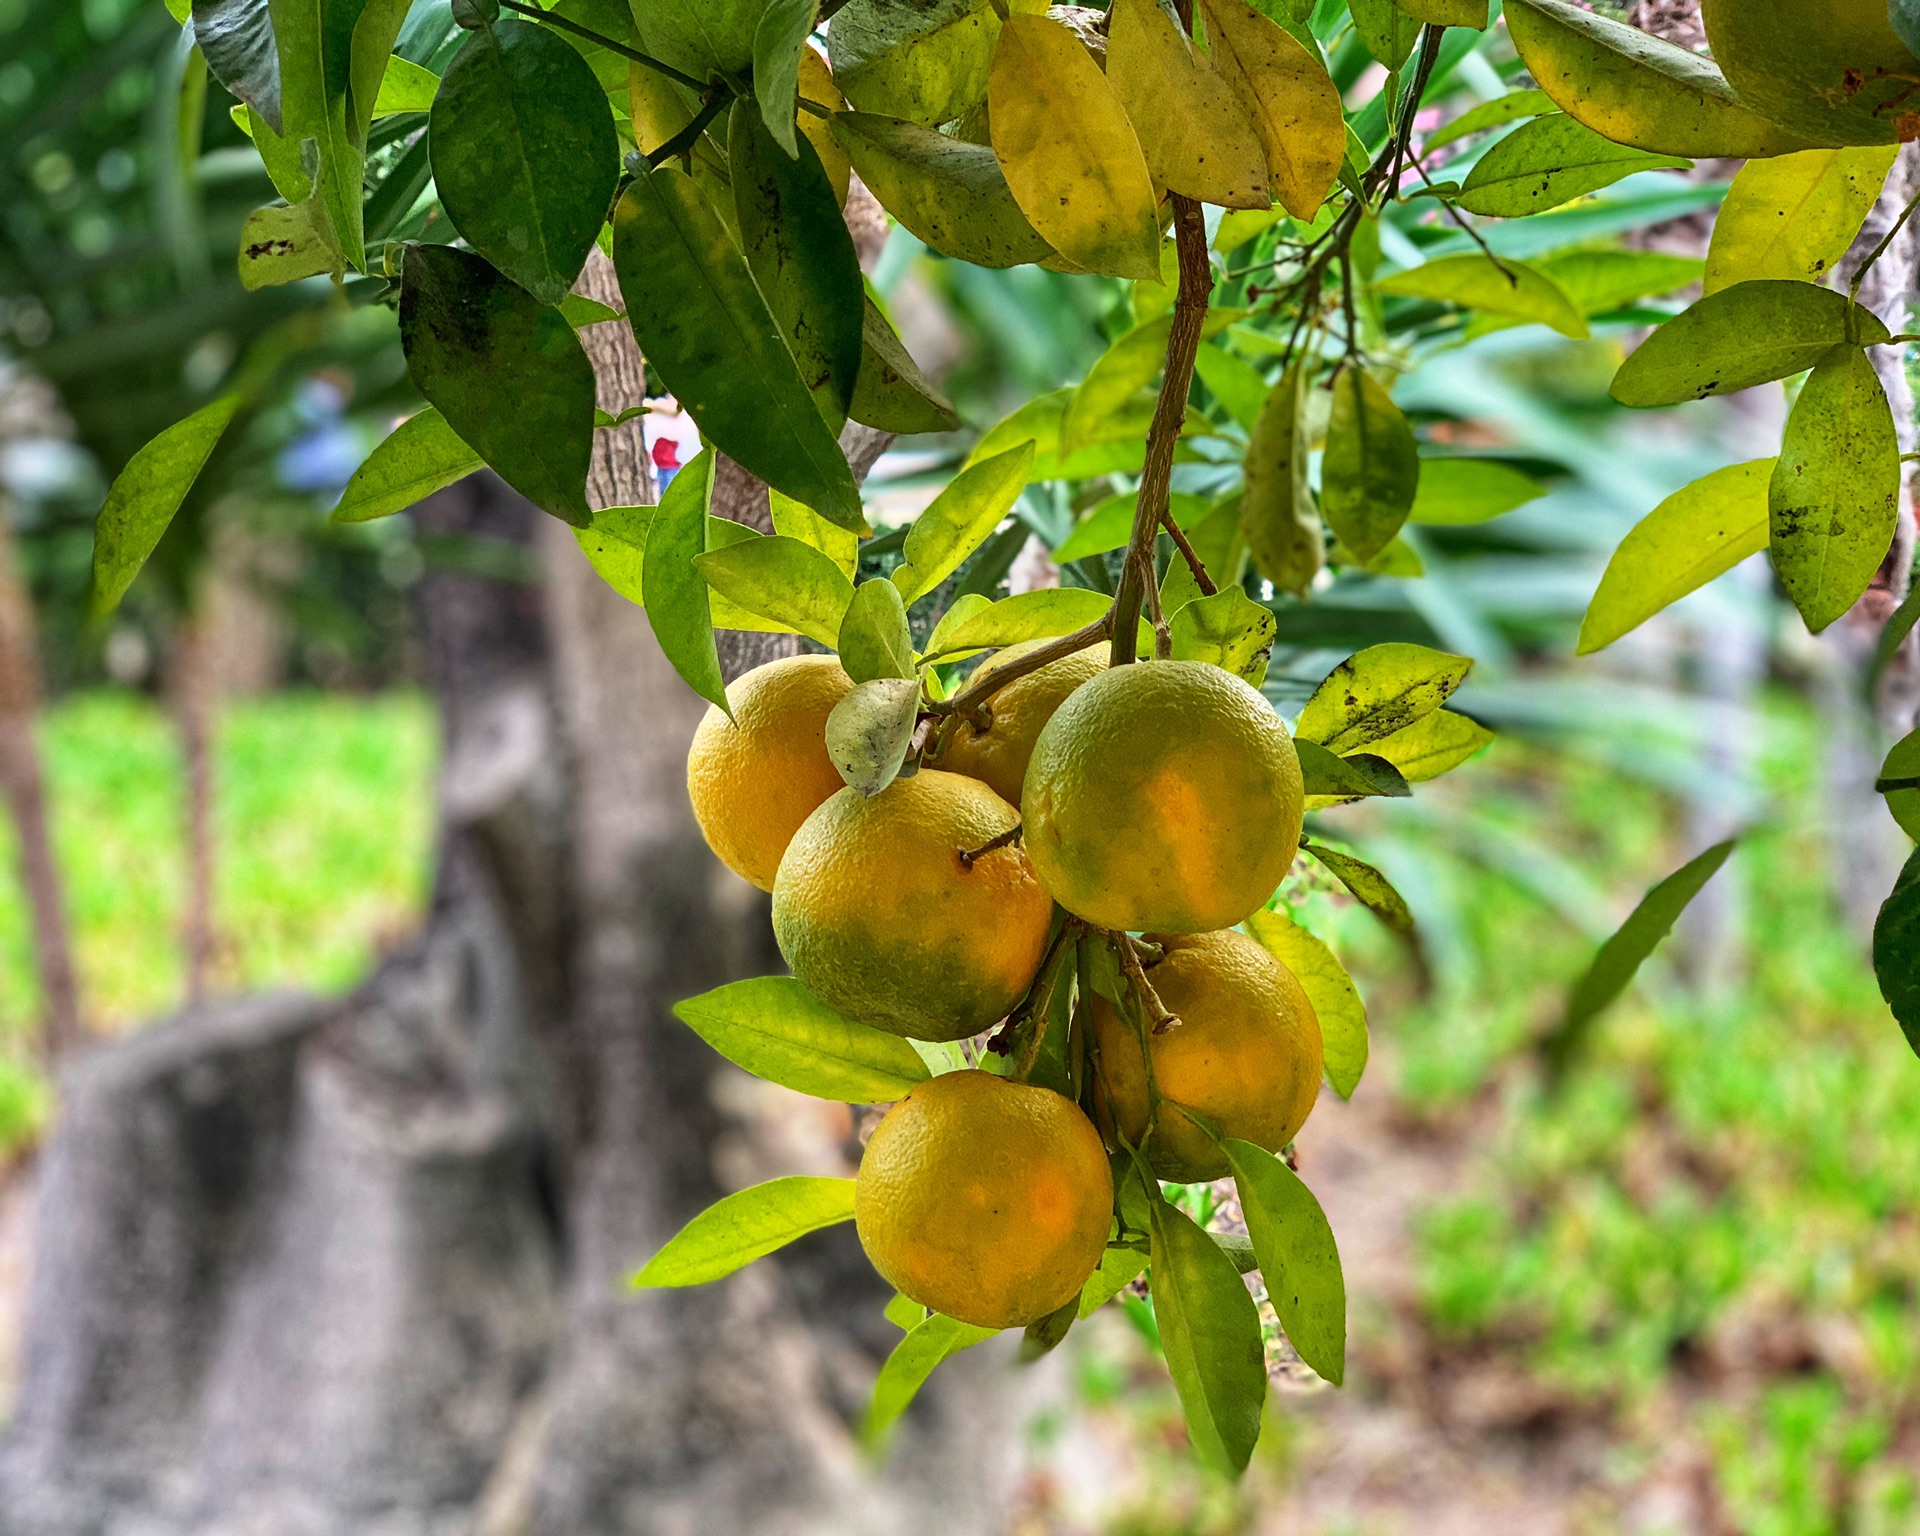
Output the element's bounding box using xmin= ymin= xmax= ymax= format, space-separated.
xmin=496 ymin=0 xmax=709 ymax=92
xmin=644 ymin=89 xmax=731 ymax=169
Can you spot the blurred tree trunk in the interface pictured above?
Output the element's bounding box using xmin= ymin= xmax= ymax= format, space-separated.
xmin=0 ymin=246 xmax=1019 ymax=1535
xmin=167 ymin=612 xmax=219 ymax=1005
xmin=0 ymin=514 xmax=80 ymax=1059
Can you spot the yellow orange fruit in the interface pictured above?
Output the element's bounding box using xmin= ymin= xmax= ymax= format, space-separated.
xmin=686 ymin=654 xmax=855 ymax=892
xmin=773 ymin=769 xmax=1054 ymax=1041
xmin=938 ymin=641 xmax=1107 ymax=804
xmin=856 ymin=1069 xmax=1113 ymax=1329
xmin=1088 ymin=928 xmax=1322 ymax=1181
xmin=1700 ymin=0 xmax=1920 ymax=145
xmin=1022 ymin=660 xmax=1304 ymax=933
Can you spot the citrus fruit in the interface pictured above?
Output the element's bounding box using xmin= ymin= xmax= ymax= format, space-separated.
xmin=1700 ymin=0 xmax=1920 ymax=145
xmin=856 ymin=1069 xmax=1113 ymax=1329
xmin=937 ymin=640 xmax=1106 ymax=805
xmin=1088 ymin=928 xmax=1322 ymax=1181
xmin=686 ymin=654 xmax=855 ymax=892
xmin=773 ymin=769 xmax=1054 ymax=1041
xmin=1021 ymin=660 xmax=1304 ymax=934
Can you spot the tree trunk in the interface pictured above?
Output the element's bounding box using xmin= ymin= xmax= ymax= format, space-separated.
xmin=0 ymin=250 xmax=1022 ymax=1534
xmin=169 ymin=613 xmax=219 ymax=1006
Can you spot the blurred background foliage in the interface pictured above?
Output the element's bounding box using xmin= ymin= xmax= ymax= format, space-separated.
xmin=0 ymin=0 xmax=1916 ymax=1529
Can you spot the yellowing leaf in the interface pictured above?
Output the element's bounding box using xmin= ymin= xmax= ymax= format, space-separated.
xmin=891 ymin=442 xmax=1036 ymax=604
xmin=988 ymin=14 xmax=1162 ymax=282
xmin=799 ymin=46 xmax=852 ymax=205
xmin=1245 ymin=908 xmax=1367 ymax=1099
xmin=1365 ymin=709 xmax=1494 ymax=782
xmin=1296 ymin=643 xmax=1472 ymax=753
xmin=832 ymin=111 xmax=1054 ymax=268
xmin=1504 ymin=0 xmax=1810 ymax=159
xmin=771 ymin=489 xmax=860 ymax=580
xmin=1705 ymin=146 xmax=1901 ymax=295
xmin=1577 ymin=459 xmax=1773 ymax=654
xmin=1770 ymin=345 xmax=1902 ymax=634
xmin=1240 ymin=365 xmax=1322 ymax=597
xmin=1195 ymin=0 xmax=1345 ymax=220
xmin=1397 ymin=0 xmax=1487 ymax=26
xmin=1375 ymin=253 xmax=1589 ymax=338
xmin=1108 ymin=0 xmax=1269 ymax=210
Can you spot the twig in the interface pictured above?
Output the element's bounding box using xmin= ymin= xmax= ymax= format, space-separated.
xmin=497 ymin=0 xmax=708 ymax=91
xmin=644 ymin=90 xmax=730 ymax=169
xmin=924 ymin=615 xmax=1111 ymax=716
xmin=1406 ymin=145 xmax=1515 ymax=279
xmin=1109 ymin=193 xmax=1212 ymax=666
xmin=1160 ymin=512 xmax=1218 ymax=596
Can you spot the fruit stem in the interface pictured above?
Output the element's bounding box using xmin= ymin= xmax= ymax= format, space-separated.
xmin=1116 ymin=933 xmax=1181 ymax=1037
xmin=957 ymin=823 xmax=1022 ymax=869
xmin=1108 ymin=192 xmax=1212 ymax=668
xmin=923 ymin=615 xmax=1112 ymax=717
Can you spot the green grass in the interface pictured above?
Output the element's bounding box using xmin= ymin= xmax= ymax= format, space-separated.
xmin=0 ymin=690 xmax=436 ymax=1061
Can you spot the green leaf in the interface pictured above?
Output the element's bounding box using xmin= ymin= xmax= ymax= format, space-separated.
xmin=1375 ymin=253 xmax=1590 ymax=339
xmin=771 ymin=488 xmax=860 ymax=578
xmin=1610 ymin=281 xmax=1890 ymax=407
xmin=673 ymin=975 xmax=931 ymax=1100
xmin=90 ymin=395 xmax=241 ymax=615
xmin=1194 ymin=342 xmax=1270 ymax=434
xmin=1408 ymin=458 xmax=1546 ymax=525
xmin=1292 ymin=740 xmax=1411 ymax=801
xmin=1022 ymin=1298 xmax=1079 ymax=1360
xmin=1502 ymin=0 xmax=1811 ymax=158
xmin=194 ymin=0 xmax=281 ymax=132
xmin=1147 ymin=1192 xmax=1267 ymax=1478
xmin=372 ymin=55 xmax=438 ymax=115
xmin=632 ymin=1176 xmax=857 ymax=1287
xmin=1705 ymin=146 xmax=1901 ymax=296
xmin=1770 ymin=346 xmax=1902 ymax=634
xmin=236 ymin=197 xmax=341 ymax=289
xmin=693 ymin=534 xmax=856 ymax=645
xmin=332 ymin=407 xmax=481 ymax=524
xmin=1063 ymin=312 xmax=1239 ymax=456
xmin=1321 ymin=368 xmax=1419 ymax=565
xmin=830 ymin=112 xmax=1053 ymax=268
xmin=1578 ymin=458 xmax=1773 ymax=654
xmin=1363 ymin=709 xmax=1493 ymax=784
xmin=1463 ymin=250 xmax=1705 ymax=338
xmin=1295 ymin=643 xmax=1473 ymax=753
xmin=1425 ymin=89 xmax=1557 ymax=153
xmin=1545 ymin=840 xmax=1736 ymax=1074
xmin=850 ymin=297 xmax=961 ymax=435
xmin=923 ymin=588 xmax=1112 ymax=659
xmin=862 ymin=1312 xmax=1000 ymax=1447
xmin=1456 ymin=114 xmax=1690 ymax=218
xmin=1079 ymin=1244 xmax=1149 ymax=1317
xmin=613 ymin=166 xmax=864 ymax=530
xmin=573 ymin=505 xmax=655 ymax=605
xmin=839 ymin=578 xmax=917 ymax=683
xmin=1878 ymin=729 xmax=1920 ymax=841
xmin=642 ymin=449 xmax=729 ymax=714
xmin=1301 ymin=842 xmax=1416 ymax=941
xmin=826 ymin=676 xmax=922 ymax=796
xmin=830 ymin=0 xmax=1003 ymax=126
xmin=731 ymin=109 xmax=866 ymax=430
xmin=1244 ymin=908 xmax=1367 ymax=1099
xmin=630 ymin=0 xmax=768 ymax=77
xmin=399 ymin=243 xmax=595 ymax=526
xmin=891 ymin=444 xmax=1035 ymax=606
xmin=1055 ymin=492 xmax=1210 ymax=565
xmin=1346 ymin=0 xmax=1418 ymax=68
xmin=1240 ymin=365 xmax=1321 ymax=598
xmin=753 ymin=0 xmax=817 ymax=154
xmin=1168 ymin=588 xmax=1278 ymax=689
xmin=1874 ymin=846 xmax=1920 ymax=1057
xmin=1396 ymin=0 xmax=1486 ymax=25
xmin=1223 ymin=1140 xmax=1346 ymax=1385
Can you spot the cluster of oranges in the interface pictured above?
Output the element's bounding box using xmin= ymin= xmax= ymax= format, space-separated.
xmin=685 ymin=644 xmax=1324 ymax=1331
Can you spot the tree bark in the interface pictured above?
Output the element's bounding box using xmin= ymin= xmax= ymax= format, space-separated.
xmin=169 ymin=613 xmax=219 ymax=1005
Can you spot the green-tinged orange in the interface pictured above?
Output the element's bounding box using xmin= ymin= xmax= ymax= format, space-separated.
xmin=1022 ymin=660 xmax=1304 ymax=933
xmin=937 ymin=641 xmax=1106 ymax=805
xmin=856 ymin=1069 xmax=1113 ymax=1329
xmin=686 ymin=654 xmax=854 ymax=892
xmin=1700 ymin=0 xmax=1920 ymax=146
xmin=773 ymin=769 xmax=1054 ymax=1041
xmin=1089 ymin=928 xmax=1323 ymax=1181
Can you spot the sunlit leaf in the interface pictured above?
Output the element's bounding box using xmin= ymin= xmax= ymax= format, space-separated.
xmin=891 ymin=442 xmax=1035 ymax=605
xmin=1364 ymin=709 xmax=1494 ymax=784
xmin=1055 ymin=492 xmax=1211 ymax=564
xmin=924 ymin=588 xmax=1113 ymax=658
xmin=830 ymin=0 xmax=1007 ymax=126
xmin=1244 ymin=908 xmax=1367 ymax=1098
xmin=633 ymin=1176 xmax=856 ymax=1288
xmin=1296 ymin=643 xmax=1472 ymax=753
xmin=1877 ymin=729 xmax=1920 ymax=841
xmin=1169 ymin=587 xmax=1277 ymax=688
xmin=839 ymin=578 xmax=918 ymax=683
xmin=693 ymin=534 xmax=856 ymax=646
xmin=236 ymin=197 xmax=341 ymax=289
xmin=861 ymin=1312 xmax=999 ymax=1447
xmin=1376 ymin=253 xmax=1589 ymax=339
xmin=642 ymin=449 xmax=728 ymax=714
xmin=1425 ymin=88 xmax=1557 ymax=153
xmin=1195 ymin=0 xmax=1345 ymax=219
xmin=333 ymin=407 xmax=481 ymax=524
xmin=673 ymin=976 xmax=931 ymax=1100
xmin=1706 ymin=145 xmax=1901 ymax=295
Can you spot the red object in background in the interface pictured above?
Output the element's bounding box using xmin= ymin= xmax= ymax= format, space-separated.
xmin=652 ymin=437 xmax=681 ymax=471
